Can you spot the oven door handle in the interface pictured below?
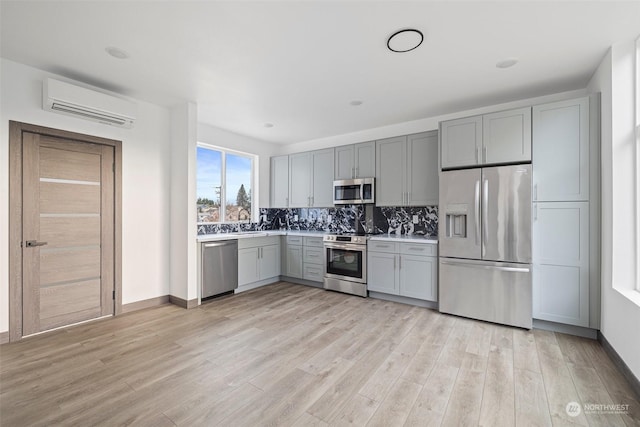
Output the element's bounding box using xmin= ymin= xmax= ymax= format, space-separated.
xmin=324 ymin=243 xmax=366 ymax=251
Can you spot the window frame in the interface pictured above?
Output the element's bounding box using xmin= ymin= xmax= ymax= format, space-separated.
xmin=635 ymin=35 xmax=640 ymax=292
xmin=196 ymin=143 xmax=258 ymax=224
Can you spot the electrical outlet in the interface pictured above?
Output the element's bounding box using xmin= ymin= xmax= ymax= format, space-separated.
xmin=412 ymin=215 xmax=419 ymax=224
xmin=327 ymin=215 xmax=332 ymax=223
xmin=294 ymin=214 xmax=298 ymax=221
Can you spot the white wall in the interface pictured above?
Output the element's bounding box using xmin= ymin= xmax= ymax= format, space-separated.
xmin=588 ymin=40 xmax=640 ymax=379
xmin=278 ymin=89 xmax=587 ymax=154
xmin=0 ymin=59 xmax=173 ymax=333
xmin=170 ymin=103 xmax=198 ymax=301
xmin=197 ymin=123 xmax=280 ymax=209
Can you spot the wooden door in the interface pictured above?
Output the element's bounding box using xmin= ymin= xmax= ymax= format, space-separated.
xmin=22 ymin=132 xmax=115 ymax=335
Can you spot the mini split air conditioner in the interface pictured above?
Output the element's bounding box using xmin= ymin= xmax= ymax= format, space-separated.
xmin=43 ymin=78 xmax=137 ymax=128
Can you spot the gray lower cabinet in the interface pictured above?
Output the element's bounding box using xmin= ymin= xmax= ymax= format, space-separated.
xmin=302 ymin=236 xmax=324 ymax=282
xmin=238 ymin=237 xmax=281 ymax=286
xmin=533 ymin=201 xmax=589 ymax=327
xmin=284 ymin=236 xmax=303 ymax=279
xmin=367 ymin=241 xmax=437 ymax=301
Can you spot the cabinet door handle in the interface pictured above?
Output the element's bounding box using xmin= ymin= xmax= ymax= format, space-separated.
xmin=483 ymin=146 xmax=487 ymax=163
xmin=352 ymin=167 xmax=356 ymax=179
xmin=399 ymin=256 xmax=402 ymax=270
xmin=355 ymin=167 xmax=359 ymax=178
xmin=393 ymin=256 xmax=396 ymax=269
xmin=534 ymin=203 xmax=538 ymax=221
xmin=534 ymin=184 xmax=538 ymax=201
xmin=476 ymin=147 xmax=481 ymax=164
xmin=286 ymin=197 xmax=289 ymax=207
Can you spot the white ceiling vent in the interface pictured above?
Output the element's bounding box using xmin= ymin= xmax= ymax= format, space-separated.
xmin=43 ymin=78 xmax=136 ymax=128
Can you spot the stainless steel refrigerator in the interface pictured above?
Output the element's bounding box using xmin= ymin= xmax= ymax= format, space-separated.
xmin=439 ymin=164 xmax=532 ymax=329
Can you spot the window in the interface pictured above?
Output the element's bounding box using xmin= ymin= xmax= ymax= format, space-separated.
xmin=197 ymin=144 xmax=256 ymax=223
xmin=636 ymin=35 xmax=640 ymax=291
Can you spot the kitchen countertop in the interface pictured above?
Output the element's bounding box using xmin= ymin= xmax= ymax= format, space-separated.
xmin=369 ymin=234 xmax=438 ymax=244
xmin=197 ymin=230 xmax=438 ymax=243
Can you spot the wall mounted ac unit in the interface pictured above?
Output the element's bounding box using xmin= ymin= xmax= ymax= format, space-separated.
xmin=43 ymin=78 xmax=137 ymax=128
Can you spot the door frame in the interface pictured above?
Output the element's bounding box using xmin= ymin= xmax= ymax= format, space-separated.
xmin=8 ymin=121 xmax=122 ymax=342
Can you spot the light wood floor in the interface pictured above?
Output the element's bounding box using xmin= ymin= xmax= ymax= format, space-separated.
xmin=1 ymin=282 xmax=638 ymax=426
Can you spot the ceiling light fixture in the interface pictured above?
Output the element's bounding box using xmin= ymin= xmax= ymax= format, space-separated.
xmin=349 ymin=100 xmax=363 ymax=106
xmin=105 ymin=46 xmax=129 ymax=59
xmin=387 ymin=29 xmax=424 ymax=53
xmin=264 ymin=123 xmax=274 ymax=128
xmin=496 ymin=57 xmax=519 ymax=69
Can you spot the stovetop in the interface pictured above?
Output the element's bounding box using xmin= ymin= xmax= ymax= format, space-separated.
xmin=323 ymin=231 xmax=381 ymax=244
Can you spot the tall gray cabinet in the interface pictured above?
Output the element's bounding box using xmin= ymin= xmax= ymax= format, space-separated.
xmin=532 ymin=96 xmax=599 ymax=328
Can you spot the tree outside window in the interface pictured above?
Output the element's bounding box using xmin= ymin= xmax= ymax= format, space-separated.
xmin=197 ymin=145 xmax=254 ymax=223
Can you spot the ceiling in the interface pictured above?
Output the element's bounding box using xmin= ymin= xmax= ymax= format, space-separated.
xmin=1 ymin=1 xmax=639 ymax=144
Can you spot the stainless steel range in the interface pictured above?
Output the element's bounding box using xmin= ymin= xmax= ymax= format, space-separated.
xmin=323 ymin=233 xmax=368 ymax=297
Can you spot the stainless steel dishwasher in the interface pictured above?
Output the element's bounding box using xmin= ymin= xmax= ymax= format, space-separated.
xmin=201 ymin=240 xmax=238 ymax=299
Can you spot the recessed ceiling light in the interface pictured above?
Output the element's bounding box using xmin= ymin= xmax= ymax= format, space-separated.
xmin=264 ymin=123 xmax=274 ymax=128
xmin=349 ymin=100 xmax=363 ymax=106
xmin=387 ymin=29 xmax=424 ymax=53
xmin=496 ymin=57 xmax=519 ymax=69
xmin=105 ymin=46 xmax=129 ymax=59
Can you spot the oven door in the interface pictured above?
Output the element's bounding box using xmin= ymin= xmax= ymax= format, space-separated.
xmin=324 ymin=243 xmax=367 ymax=284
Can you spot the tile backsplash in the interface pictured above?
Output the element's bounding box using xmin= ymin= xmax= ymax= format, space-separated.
xmin=197 ymin=205 xmax=438 ymax=237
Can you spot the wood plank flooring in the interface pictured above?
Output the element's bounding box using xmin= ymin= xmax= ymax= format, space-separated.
xmin=1 ymin=282 xmax=638 ymax=426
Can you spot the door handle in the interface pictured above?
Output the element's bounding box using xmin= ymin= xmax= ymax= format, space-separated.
xmin=25 ymin=240 xmax=48 ymax=247
xmin=483 ymin=146 xmax=487 ymax=163
xmin=474 ymin=180 xmax=481 ymax=246
xmin=440 ymin=260 xmax=530 ymax=273
xmin=476 ymin=147 xmax=480 ymax=164
xmin=482 ymin=178 xmax=489 ymax=256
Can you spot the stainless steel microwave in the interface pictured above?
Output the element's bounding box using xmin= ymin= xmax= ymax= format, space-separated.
xmin=333 ymin=178 xmax=375 ymax=204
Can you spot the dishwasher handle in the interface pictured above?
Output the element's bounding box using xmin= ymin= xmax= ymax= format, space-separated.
xmin=203 ymin=240 xmax=238 ymax=248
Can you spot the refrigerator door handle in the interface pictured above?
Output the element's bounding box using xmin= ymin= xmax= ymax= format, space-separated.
xmin=440 ymin=260 xmax=530 ymax=273
xmin=482 ymin=178 xmax=489 ymax=256
xmin=474 ymin=180 xmax=481 ymax=245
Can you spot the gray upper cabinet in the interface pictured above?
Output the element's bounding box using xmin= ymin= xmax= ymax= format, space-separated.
xmin=289 ymin=148 xmax=334 ymax=207
xmin=440 ymin=115 xmax=482 ymax=169
xmin=288 ymin=152 xmax=312 ymax=207
xmin=482 ymin=107 xmax=532 ymax=165
xmin=311 ymin=148 xmax=335 ymax=207
xmin=533 ymin=97 xmax=589 ymax=202
xmin=376 ymin=136 xmax=406 ymax=206
xmin=334 ymin=145 xmax=354 ymax=180
xmin=440 ymin=107 xmax=532 ymax=169
xmin=407 ymin=131 xmax=439 ymax=206
xmin=270 ymin=155 xmax=289 ymax=208
xmin=377 ymin=131 xmax=438 ymax=206
xmin=334 ymin=141 xmax=375 ymax=180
